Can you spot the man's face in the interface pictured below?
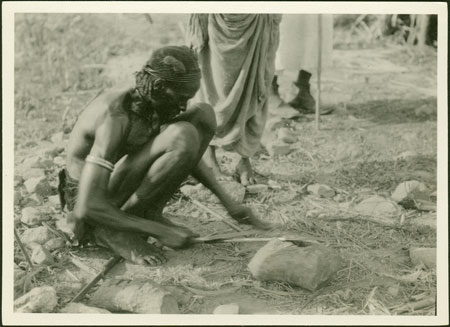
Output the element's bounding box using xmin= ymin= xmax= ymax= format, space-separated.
xmin=152 ymin=80 xmax=200 ymax=123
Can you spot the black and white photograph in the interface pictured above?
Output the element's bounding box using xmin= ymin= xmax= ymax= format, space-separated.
xmin=2 ymin=1 xmax=448 ymax=325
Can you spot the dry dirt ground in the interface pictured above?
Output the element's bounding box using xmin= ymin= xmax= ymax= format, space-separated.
xmin=13 ymin=14 xmax=438 ymax=315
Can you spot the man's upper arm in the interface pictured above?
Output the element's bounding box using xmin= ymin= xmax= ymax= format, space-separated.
xmin=77 ymin=113 xmax=129 ymax=208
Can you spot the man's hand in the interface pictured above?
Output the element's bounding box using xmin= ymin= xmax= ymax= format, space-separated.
xmin=156 ymin=225 xmax=198 ymax=249
xmin=56 ymin=211 xmax=85 ymax=245
xmin=227 ymin=204 xmax=272 ymax=230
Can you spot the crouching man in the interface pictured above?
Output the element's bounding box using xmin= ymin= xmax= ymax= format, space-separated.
xmin=58 ymin=45 xmax=270 ymax=266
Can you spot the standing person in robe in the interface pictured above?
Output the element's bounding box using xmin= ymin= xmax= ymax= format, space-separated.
xmin=273 ymin=14 xmax=333 ymax=114
xmin=187 ymin=14 xmax=281 ymax=185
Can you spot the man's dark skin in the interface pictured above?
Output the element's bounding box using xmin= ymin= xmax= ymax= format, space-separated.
xmin=65 ymin=57 xmax=270 ymax=266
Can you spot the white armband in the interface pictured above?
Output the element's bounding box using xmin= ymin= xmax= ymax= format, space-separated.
xmin=85 ymin=155 xmax=114 ymax=172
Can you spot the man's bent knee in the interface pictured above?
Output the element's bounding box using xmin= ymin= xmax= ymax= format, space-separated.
xmin=187 ymin=102 xmax=217 ymax=135
xmin=163 ymin=122 xmax=200 ymax=161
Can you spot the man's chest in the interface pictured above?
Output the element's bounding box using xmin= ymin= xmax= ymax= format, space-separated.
xmin=124 ymin=113 xmax=161 ymax=153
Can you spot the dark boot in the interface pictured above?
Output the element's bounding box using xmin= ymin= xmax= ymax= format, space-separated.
xmin=288 ymin=70 xmax=316 ymax=114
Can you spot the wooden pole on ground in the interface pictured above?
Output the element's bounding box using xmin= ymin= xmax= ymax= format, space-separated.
xmin=315 ymin=14 xmax=323 ymax=130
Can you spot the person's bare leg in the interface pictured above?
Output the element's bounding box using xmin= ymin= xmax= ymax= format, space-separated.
xmin=202 ymin=145 xmax=231 ymax=181
xmin=235 ymin=156 xmax=257 ymax=186
xmin=92 ymin=104 xmax=217 ymax=265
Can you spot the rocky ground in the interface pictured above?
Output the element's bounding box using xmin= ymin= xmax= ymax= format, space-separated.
xmin=13 ymin=14 xmax=438 ymax=315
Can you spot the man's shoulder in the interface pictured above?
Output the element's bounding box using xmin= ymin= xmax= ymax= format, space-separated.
xmin=97 ymin=87 xmax=133 ymax=119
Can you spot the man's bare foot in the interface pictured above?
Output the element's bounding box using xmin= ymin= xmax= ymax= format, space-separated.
xmin=93 ymin=225 xmax=167 ymax=266
xmin=235 ymin=157 xmax=256 ymax=186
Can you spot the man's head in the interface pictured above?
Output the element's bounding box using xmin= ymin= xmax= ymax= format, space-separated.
xmin=135 ymin=46 xmax=201 ymax=122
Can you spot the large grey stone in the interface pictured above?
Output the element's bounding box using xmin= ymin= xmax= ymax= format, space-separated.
xmin=391 ymin=181 xmax=430 ymax=204
xmin=248 ymin=239 xmax=343 ymax=291
xmin=213 ymin=303 xmax=240 ymax=314
xmin=354 ymin=195 xmax=401 ymax=217
xmin=89 ymin=279 xmax=179 ymax=313
xmin=307 ymin=184 xmax=335 ymax=198
xmin=409 ymin=247 xmax=436 ymax=269
xmin=31 ymin=244 xmax=55 ymax=265
xmin=14 ymin=286 xmax=58 ymax=313
xmin=60 ymin=303 xmax=110 ymax=313
xmin=21 ymin=226 xmax=52 ymax=245
xmin=21 ymin=207 xmax=42 ymax=226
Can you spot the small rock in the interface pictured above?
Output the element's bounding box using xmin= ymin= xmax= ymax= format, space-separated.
xmin=21 ymin=168 xmax=46 ymax=180
xmin=60 ymin=303 xmax=110 ymax=313
xmin=354 ymin=195 xmax=400 ymax=216
xmin=22 ymin=194 xmax=43 ymax=206
xmin=277 ymin=128 xmax=297 ymax=144
xmin=409 ymin=247 xmax=436 ymax=269
xmin=21 ymin=207 xmax=41 ymax=226
xmin=395 ymin=151 xmax=418 ymax=160
xmin=248 ymin=239 xmax=343 ymax=291
xmin=267 ymin=179 xmax=282 ymax=190
xmin=44 ymin=238 xmax=66 ymax=251
xmin=387 ymin=285 xmax=400 ymax=297
xmin=408 ymin=213 xmax=436 ymax=231
xmin=335 ymin=144 xmax=361 ymax=161
xmin=14 ymin=191 xmax=23 ymax=206
xmin=53 ymin=156 xmax=65 ymax=166
xmin=50 ymin=132 xmax=64 ymax=144
xmin=21 ymin=226 xmax=52 ymax=245
xmin=307 ymin=184 xmax=335 ymax=198
xmin=31 ymin=244 xmax=55 ymax=265
xmin=391 ymin=181 xmax=430 ymax=205
xmin=333 ymin=194 xmax=345 ymax=202
xmin=266 ymin=141 xmax=292 ymax=157
xmin=24 ymin=176 xmax=46 ymax=193
xmin=47 ymin=195 xmax=61 ymax=208
xmin=89 ymin=279 xmax=179 ymax=313
xmin=35 ymin=179 xmax=57 ymax=197
xmin=14 ymin=286 xmax=58 ymax=313
xmin=247 ymin=184 xmax=269 ymax=194
xmin=44 ymin=146 xmax=64 ymax=158
xmin=213 ymin=303 xmax=240 ymax=314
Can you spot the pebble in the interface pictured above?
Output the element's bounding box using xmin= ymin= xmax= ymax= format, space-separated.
xmin=31 ymin=244 xmax=55 ymax=265
xmin=333 ymin=194 xmax=345 ymax=202
xmin=24 ymin=176 xmax=46 ymax=193
xmin=354 ymin=195 xmax=400 ymax=216
xmin=409 ymin=247 xmax=436 ymax=269
xmin=267 ymin=179 xmax=282 ymax=190
xmin=53 ymin=156 xmax=65 ymax=166
xmin=21 ymin=168 xmax=46 ymax=180
xmin=248 ymin=239 xmax=343 ymax=291
xmin=22 ymin=194 xmax=43 ymax=206
xmin=50 ymin=132 xmax=64 ymax=144
xmin=277 ymin=127 xmax=297 ymax=144
xmin=60 ymin=303 xmax=110 ymax=314
xmin=21 ymin=156 xmax=43 ymax=169
xmin=20 ymin=207 xmax=42 ymax=226
xmin=391 ymin=181 xmax=430 ymax=204
xmin=387 ymin=285 xmax=400 ymax=297
xmin=247 ymin=184 xmax=269 ymax=194
xmin=47 ymin=195 xmax=61 ymax=208
xmin=307 ymin=184 xmax=335 ymax=198
xmin=213 ymin=303 xmax=240 ymax=314
xmin=266 ymin=141 xmax=292 ymax=157
xmin=14 ymin=286 xmax=58 ymax=313
xmin=44 ymin=238 xmax=66 ymax=251
xmin=34 ymin=179 xmax=56 ymax=197
xmin=21 ymin=226 xmax=52 ymax=245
